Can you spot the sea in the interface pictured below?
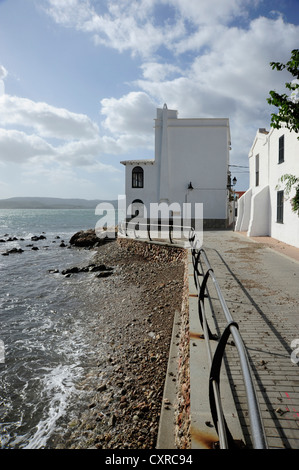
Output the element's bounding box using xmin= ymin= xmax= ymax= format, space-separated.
xmin=0 ymin=208 xmax=123 ymax=449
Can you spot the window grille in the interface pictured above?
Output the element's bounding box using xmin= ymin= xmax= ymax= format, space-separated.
xmin=278 ymin=135 xmax=284 ymax=164
xmin=255 ymin=155 xmax=259 ymax=187
xmin=132 ymin=166 xmax=144 ymax=188
xmin=277 ymin=190 xmax=284 ymax=223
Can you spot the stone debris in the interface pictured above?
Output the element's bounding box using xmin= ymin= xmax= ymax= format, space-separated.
xmin=51 ymin=238 xmax=190 ymax=450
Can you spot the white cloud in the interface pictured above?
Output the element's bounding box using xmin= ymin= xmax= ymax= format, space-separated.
xmin=43 ymin=0 xmax=264 ymax=59
xmin=0 ymin=65 xmax=7 ymax=80
xmin=0 ymin=95 xmax=99 ymax=140
xmin=0 ymin=65 xmax=8 ymax=96
xmin=0 ymin=129 xmax=55 ymax=163
xmin=100 ymin=91 xmax=158 ymax=138
xmin=44 ymin=0 xmax=186 ymax=57
xmin=3 ymin=0 xmax=298 ymax=197
xmin=168 ymin=0 xmax=259 ymax=26
xmin=140 ymin=62 xmax=182 ymax=82
xmin=0 ymin=90 xmax=157 ymax=172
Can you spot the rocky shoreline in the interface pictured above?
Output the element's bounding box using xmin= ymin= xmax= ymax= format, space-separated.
xmin=50 ymin=232 xmax=190 ymax=449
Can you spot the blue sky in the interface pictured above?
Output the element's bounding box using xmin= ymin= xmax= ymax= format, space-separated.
xmin=0 ymin=0 xmax=298 ymax=200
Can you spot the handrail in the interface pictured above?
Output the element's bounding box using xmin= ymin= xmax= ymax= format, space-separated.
xmin=119 ymin=220 xmax=192 ymax=245
xmin=189 ymin=228 xmax=268 ymax=449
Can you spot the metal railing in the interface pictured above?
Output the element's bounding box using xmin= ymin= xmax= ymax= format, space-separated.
xmin=118 ymin=220 xmax=191 ymax=246
xmin=189 ymin=228 xmax=268 ymax=449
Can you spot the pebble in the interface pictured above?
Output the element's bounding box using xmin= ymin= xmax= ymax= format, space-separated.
xmin=51 ymin=238 xmax=188 ymax=450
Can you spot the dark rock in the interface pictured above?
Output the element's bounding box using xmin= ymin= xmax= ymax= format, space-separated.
xmin=4 ymin=248 xmax=24 ymax=254
xmin=32 ymin=246 xmax=39 ymax=251
xmin=61 ymin=266 xmax=80 ymax=275
xmin=69 ymin=229 xmax=99 ymax=248
xmin=96 ymin=271 xmax=114 ymax=278
xmin=69 ymin=229 xmax=115 ymax=248
xmin=89 ymin=264 xmax=111 ymax=272
xmin=31 ymin=235 xmax=47 ymax=241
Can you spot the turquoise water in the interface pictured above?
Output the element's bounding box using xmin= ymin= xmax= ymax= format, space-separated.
xmin=0 ymin=208 xmax=123 ymax=448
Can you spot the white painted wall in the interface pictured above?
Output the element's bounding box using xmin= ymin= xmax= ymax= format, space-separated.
xmin=123 ymin=161 xmax=157 ymax=217
xmin=122 ymin=106 xmax=231 ymax=225
xmin=235 ymin=126 xmax=299 ymax=248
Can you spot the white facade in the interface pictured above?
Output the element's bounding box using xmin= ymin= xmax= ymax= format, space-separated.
xmin=235 ymin=126 xmax=299 ymax=248
xmin=121 ymin=104 xmax=231 ymax=228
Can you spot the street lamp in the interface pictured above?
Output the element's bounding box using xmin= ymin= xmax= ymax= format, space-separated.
xmin=227 ymin=176 xmax=237 ymax=188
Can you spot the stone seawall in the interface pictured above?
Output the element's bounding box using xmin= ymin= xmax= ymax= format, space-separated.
xmin=117 ymin=237 xmax=186 ymax=263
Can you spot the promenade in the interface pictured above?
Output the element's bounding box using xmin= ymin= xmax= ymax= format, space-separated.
xmin=189 ymin=230 xmax=299 ymax=449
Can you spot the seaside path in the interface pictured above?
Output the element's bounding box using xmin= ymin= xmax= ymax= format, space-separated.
xmin=189 ymin=230 xmax=299 ymax=449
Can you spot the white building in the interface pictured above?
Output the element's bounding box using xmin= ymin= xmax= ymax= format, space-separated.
xmin=120 ymin=104 xmax=232 ymax=229
xmin=235 ymin=126 xmax=299 ymax=248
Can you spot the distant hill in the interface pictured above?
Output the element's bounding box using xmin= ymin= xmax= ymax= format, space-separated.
xmin=0 ymin=197 xmax=118 ymax=210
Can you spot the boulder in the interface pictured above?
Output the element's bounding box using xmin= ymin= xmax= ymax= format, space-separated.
xmin=61 ymin=266 xmax=80 ymax=275
xmin=31 ymin=235 xmax=47 ymax=241
xmin=69 ymin=228 xmax=116 ymax=248
xmin=89 ymin=264 xmax=112 ymax=272
xmin=69 ymin=229 xmax=99 ymax=247
xmin=2 ymin=248 xmax=24 ymax=255
xmin=96 ymin=271 xmax=114 ymax=278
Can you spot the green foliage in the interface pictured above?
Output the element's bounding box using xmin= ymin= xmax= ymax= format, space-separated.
xmin=291 ymin=187 xmax=299 ymax=214
xmin=267 ymin=49 xmax=299 ymax=137
xmin=278 ymin=174 xmax=299 ymax=215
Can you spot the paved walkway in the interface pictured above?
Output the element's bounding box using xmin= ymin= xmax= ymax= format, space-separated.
xmin=194 ymin=230 xmax=299 ymax=449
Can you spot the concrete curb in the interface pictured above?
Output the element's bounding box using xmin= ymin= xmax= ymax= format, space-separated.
xmin=156 ymin=308 xmax=181 ymax=449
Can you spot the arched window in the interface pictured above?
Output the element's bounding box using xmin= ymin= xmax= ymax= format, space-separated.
xmin=132 ymin=166 xmax=144 ymax=188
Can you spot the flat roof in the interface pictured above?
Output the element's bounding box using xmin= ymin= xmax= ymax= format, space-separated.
xmin=120 ymin=159 xmax=155 ymax=165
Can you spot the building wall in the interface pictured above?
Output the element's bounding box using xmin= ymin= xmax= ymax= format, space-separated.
xmin=124 ymin=162 xmax=158 ymax=217
xmin=268 ymin=127 xmax=299 ymax=247
xmin=122 ymin=106 xmax=231 ymax=227
xmin=236 ymin=126 xmax=299 ymax=248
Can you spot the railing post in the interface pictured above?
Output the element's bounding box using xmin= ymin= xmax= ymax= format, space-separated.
xmin=190 ymin=239 xmax=268 ymax=449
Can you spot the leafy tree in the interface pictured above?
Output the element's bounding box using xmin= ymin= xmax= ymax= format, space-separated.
xmin=277 ymin=174 xmax=299 ymax=215
xmin=268 ymin=51 xmax=299 ymax=216
xmin=267 ymin=49 xmax=299 ymax=137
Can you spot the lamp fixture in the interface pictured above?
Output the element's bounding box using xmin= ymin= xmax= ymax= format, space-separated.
xmin=227 ymin=176 xmax=237 ymax=189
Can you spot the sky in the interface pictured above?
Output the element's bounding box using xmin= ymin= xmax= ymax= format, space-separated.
xmin=0 ymin=0 xmax=298 ymax=200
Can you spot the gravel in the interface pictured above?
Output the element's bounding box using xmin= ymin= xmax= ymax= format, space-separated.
xmin=53 ymin=238 xmax=188 ymax=449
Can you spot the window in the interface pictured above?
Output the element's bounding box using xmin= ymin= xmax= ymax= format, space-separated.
xmin=278 ymin=135 xmax=284 ymax=163
xmin=255 ymin=154 xmax=259 ymax=186
xmin=277 ymin=190 xmax=284 ymax=223
xmin=132 ymin=166 xmax=144 ymax=188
